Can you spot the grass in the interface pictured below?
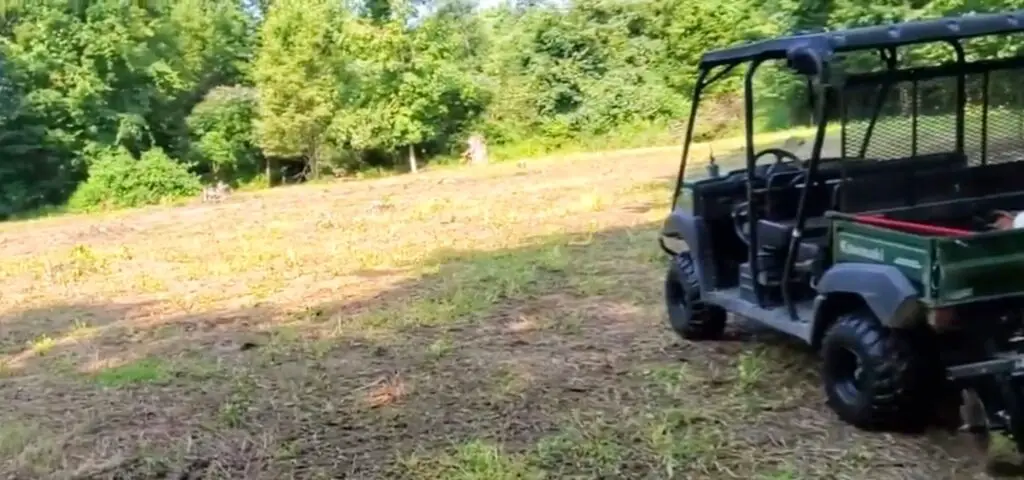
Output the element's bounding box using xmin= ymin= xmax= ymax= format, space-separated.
xmin=0 ymin=139 xmax=996 ymax=479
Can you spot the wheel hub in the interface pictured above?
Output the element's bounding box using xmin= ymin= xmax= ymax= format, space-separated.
xmin=832 ymin=346 xmax=866 ymax=403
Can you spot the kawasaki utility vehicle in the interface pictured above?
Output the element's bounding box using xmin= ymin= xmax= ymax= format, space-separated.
xmin=661 ymin=10 xmax=1024 ymax=451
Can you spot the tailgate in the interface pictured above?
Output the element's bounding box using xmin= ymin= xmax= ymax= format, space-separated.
xmin=934 ymin=230 xmax=1024 ymax=304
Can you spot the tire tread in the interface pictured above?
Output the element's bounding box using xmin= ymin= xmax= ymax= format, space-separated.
xmin=665 ymin=254 xmax=727 ymax=341
xmin=821 ymin=310 xmax=924 ymax=429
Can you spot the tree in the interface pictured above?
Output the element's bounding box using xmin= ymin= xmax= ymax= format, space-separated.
xmin=329 ymin=0 xmax=487 ymax=172
xmin=252 ymin=0 xmax=348 ymax=182
xmin=187 ymin=86 xmax=260 ymax=182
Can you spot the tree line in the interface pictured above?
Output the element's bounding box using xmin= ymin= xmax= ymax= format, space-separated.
xmin=0 ymin=0 xmax=1018 ymax=217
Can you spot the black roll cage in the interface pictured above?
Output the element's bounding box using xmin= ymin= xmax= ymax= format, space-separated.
xmin=670 ymin=10 xmax=1024 ymax=319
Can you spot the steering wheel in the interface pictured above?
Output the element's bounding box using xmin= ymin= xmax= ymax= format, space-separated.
xmin=754 ymin=148 xmax=801 ymax=167
xmin=755 ymin=148 xmax=807 ymax=187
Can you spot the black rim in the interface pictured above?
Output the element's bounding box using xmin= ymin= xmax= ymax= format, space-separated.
xmin=665 ymin=272 xmax=690 ymax=321
xmin=830 ymin=346 xmax=866 ymax=405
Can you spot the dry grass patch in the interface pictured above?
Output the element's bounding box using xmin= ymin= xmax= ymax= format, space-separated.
xmin=0 ymin=145 xmax=996 ymax=478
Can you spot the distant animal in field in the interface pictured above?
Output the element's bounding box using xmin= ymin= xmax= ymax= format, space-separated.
xmin=366 ymin=195 xmax=396 ymax=214
xmin=781 ymin=136 xmax=809 ymax=157
xmin=782 ymin=136 xmax=807 ymax=150
xmin=461 ymin=134 xmax=488 ymax=166
xmin=201 ymin=181 xmax=232 ymax=203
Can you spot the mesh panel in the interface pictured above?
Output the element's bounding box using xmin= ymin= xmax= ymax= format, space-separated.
xmin=982 ymin=69 xmax=1024 ymax=165
xmin=964 ymin=74 xmax=986 ymax=163
xmin=841 ymin=82 xmax=916 ymax=160
xmin=915 ymin=76 xmax=958 ymax=156
xmin=839 ymin=65 xmax=1024 ymax=166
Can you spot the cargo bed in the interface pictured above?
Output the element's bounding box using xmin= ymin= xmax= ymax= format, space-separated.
xmin=829 ymin=199 xmax=1024 ymax=307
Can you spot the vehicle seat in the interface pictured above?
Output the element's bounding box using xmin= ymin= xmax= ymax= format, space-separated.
xmin=755 ymin=216 xmax=830 ymax=263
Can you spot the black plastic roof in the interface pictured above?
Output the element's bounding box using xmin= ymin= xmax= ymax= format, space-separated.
xmin=700 ymin=10 xmax=1024 ymax=68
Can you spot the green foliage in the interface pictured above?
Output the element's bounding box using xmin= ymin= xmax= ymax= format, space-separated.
xmin=327 ymin=2 xmax=489 ymax=169
xmin=0 ymin=0 xmax=1020 ymax=216
xmin=0 ymin=77 xmax=73 ymax=218
xmin=68 ymin=146 xmax=201 ymax=212
xmin=0 ymin=0 xmax=251 ymax=214
xmin=187 ymin=85 xmax=260 ymax=181
xmin=252 ymin=0 xmax=346 ymax=163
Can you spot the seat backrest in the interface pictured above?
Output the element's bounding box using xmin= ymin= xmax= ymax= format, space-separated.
xmin=835 ymin=151 xmax=967 ymax=178
xmin=693 ymin=151 xmax=969 ymax=218
xmin=957 ymin=160 xmax=1024 ymax=197
xmin=840 ymin=174 xmax=913 ymax=212
xmin=835 ymin=152 xmax=969 ymax=212
xmin=901 ymin=158 xmax=1024 ymax=202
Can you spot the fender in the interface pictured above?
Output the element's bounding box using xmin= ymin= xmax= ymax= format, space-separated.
xmin=660 ymin=210 xmax=715 ymax=292
xmin=811 ymin=262 xmax=921 ymax=341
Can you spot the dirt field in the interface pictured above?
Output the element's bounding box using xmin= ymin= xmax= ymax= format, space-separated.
xmin=0 ymin=146 xmax=995 ymax=479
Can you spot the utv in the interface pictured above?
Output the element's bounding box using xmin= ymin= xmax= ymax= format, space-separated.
xmin=660 ymin=10 xmax=1024 ymax=452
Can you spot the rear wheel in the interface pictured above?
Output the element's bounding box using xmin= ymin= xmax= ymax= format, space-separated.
xmin=820 ymin=310 xmax=929 ymax=430
xmin=665 ymin=253 xmax=727 ymax=340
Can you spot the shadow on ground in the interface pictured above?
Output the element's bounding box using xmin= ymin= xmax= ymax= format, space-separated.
xmin=0 ymin=205 xmax=990 ymax=479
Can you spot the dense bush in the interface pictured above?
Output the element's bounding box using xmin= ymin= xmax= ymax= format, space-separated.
xmin=67 ymin=147 xmax=202 ymax=212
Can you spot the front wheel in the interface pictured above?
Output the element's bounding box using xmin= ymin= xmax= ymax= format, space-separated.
xmin=665 ymin=253 xmax=727 ymax=341
xmin=820 ymin=310 xmax=930 ymax=430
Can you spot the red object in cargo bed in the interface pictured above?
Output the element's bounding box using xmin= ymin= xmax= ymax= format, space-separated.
xmin=853 ymin=214 xmax=972 ymax=236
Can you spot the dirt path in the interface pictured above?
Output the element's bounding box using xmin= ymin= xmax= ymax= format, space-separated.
xmin=0 ymin=150 xmax=994 ymax=479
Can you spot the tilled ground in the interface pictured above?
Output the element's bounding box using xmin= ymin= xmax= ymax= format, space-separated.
xmin=0 ymin=146 xmax=997 ymax=479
